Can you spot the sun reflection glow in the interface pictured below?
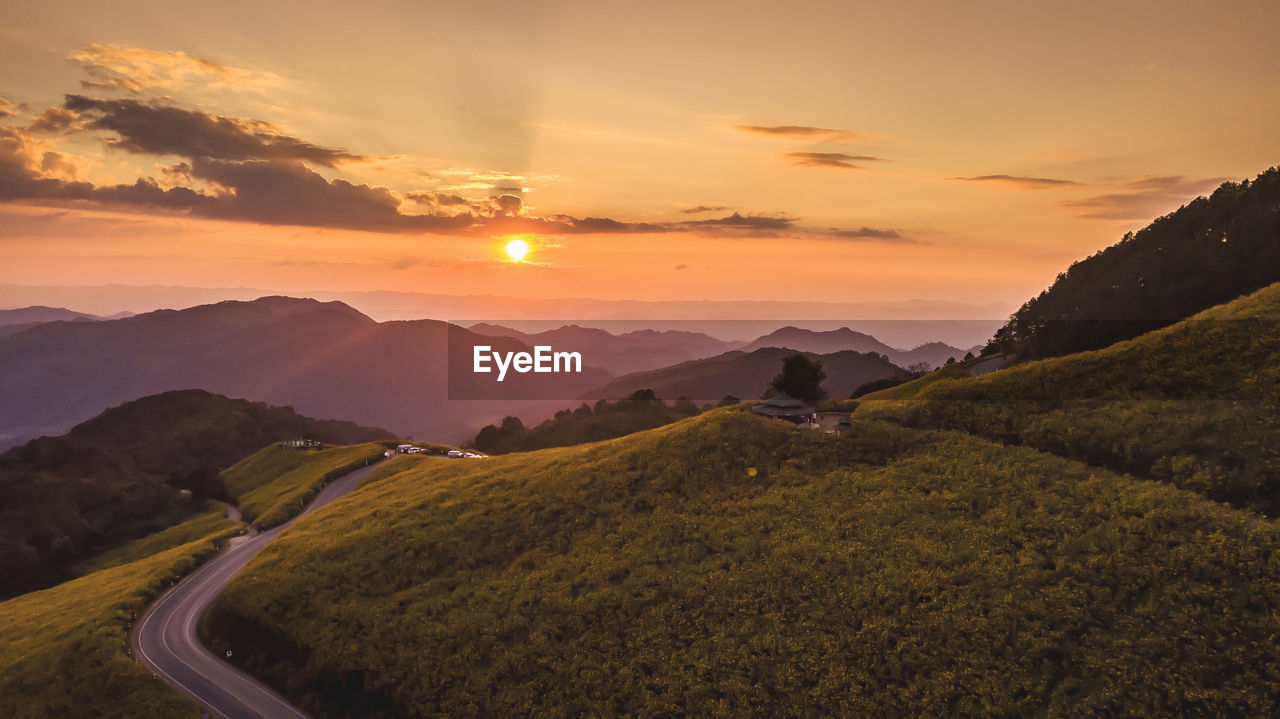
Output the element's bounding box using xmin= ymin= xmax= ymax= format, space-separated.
xmin=504 ymin=238 xmax=531 ymax=262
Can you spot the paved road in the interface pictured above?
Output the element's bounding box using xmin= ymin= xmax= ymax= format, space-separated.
xmin=966 ymin=355 xmax=1011 ymax=376
xmin=132 ymin=461 xmax=383 ymax=719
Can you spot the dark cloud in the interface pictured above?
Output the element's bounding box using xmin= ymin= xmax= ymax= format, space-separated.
xmin=487 ymin=184 xmax=523 ymax=216
xmin=684 ymin=212 xmax=794 ymax=231
xmin=674 ymin=263 xmax=690 ymax=270
xmin=682 ymin=205 xmax=731 ymax=214
xmin=502 ymin=212 xmax=799 ymax=236
xmin=27 ymin=108 xmax=84 ymax=134
xmin=786 ymin=151 xmax=884 ymax=169
xmin=405 ymin=191 xmax=469 ymax=206
xmin=186 ymin=157 xmax=414 ymax=229
xmin=0 ymin=106 xmax=912 ymax=244
xmin=953 ymin=174 xmax=1079 ymax=188
xmin=435 ymin=193 xmax=470 ymax=206
xmin=159 ymin=162 xmax=193 ymax=183
xmin=1061 ymin=176 xmax=1226 ymax=220
xmin=821 ymin=226 xmax=911 ymax=243
xmin=39 ymin=151 xmax=79 ymax=179
xmin=493 ymin=193 xmax=523 ymax=216
xmin=735 ymin=124 xmax=883 ymax=143
xmin=63 ymin=95 xmax=367 ymax=166
xmin=552 ymin=216 xmax=670 ymax=234
xmin=0 ymin=126 xmax=470 ymax=233
xmin=505 ymin=211 xmax=910 ymax=242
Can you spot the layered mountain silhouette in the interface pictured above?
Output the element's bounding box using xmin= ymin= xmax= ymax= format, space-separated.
xmin=1 ymin=296 xmax=988 ymax=449
xmin=0 ymin=297 xmax=611 ymax=448
xmin=583 ymin=346 xmax=905 ymax=401
xmin=739 ymin=326 xmax=971 ymax=368
xmin=468 ymin=323 xmax=737 ymax=375
xmin=0 ymin=306 xmax=105 ymax=338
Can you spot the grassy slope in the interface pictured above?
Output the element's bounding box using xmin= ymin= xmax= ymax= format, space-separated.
xmin=858 ymin=363 xmax=973 ymax=400
xmin=0 ymin=389 xmax=392 ymax=599
xmin=473 ymin=396 xmax=701 ymax=454
xmin=0 ymin=440 xmax=390 ymax=716
xmin=207 ymin=409 xmax=1280 ymax=717
xmin=859 ymin=282 xmax=1280 ymax=513
xmin=221 ymin=443 xmax=389 ymax=528
xmin=0 ymin=517 xmax=240 ymax=719
xmin=74 ymin=509 xmax=239 ymax=575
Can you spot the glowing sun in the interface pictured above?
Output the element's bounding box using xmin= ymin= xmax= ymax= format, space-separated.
xmin=504 ymin=238 xmax=530 ymax=262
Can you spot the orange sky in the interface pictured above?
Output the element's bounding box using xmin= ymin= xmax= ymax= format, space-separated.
xmin=1 ymin=0 xmax=1278 ymax=316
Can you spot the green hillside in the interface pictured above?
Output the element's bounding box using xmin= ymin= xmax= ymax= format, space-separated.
xmin=0 ymin=390 xmax=391 ymax=598
xmin=222 ymin=442 xmax=391 ymax=528
xmin=0 ymin=514 xmax=237 ymax=719
xmin=206 ymin=409 xmax=1280 ymax=717
xmin=989 ymin=165 xmax=1280 ymax=359
xmin=0 ymin=438 xmax=396 ymax=717
xmin=860 ymin=282 xmax=1280 ymax=513
xmin=73 ymin=509 xmax=239 ymax=575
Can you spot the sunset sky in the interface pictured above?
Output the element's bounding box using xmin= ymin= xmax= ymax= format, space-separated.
xmin=2 ymin=0 xmax=1278 ymax=318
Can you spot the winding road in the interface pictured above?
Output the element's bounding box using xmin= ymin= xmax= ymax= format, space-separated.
xmin=132 ymin=462 xmax=383 ymax=719
xmin=966 ymin=355 xmax=1011 ymax=376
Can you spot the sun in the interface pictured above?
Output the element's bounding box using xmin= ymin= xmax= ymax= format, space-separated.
xmin=504 ymin=238 xmax=530 ymax=262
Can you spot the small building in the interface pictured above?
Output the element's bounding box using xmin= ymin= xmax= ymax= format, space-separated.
xmin=834 ymin=414 xmax=852 ymax=435
xmin=280 ymin=439 xmax=322 ymax=449
xmin=752 ymin=394 xmax=817 ymax=424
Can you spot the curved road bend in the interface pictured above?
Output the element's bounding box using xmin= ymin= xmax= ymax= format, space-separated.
xmin=132 ymin=462 xmax=384 ymax=719
xmin=966 ymin=355 xmax=1011 ymax=376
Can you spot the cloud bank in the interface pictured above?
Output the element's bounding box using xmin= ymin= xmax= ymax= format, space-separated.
xmin=0 ymin=91 xmax=908 ymax=243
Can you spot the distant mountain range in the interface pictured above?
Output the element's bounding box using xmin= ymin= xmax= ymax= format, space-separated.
xmin=471 ymin=322 xmax=972 ymax=376
xmin=0 ymin=297 xmax=990 ymax=448
xmin=0 ymin=306 xmax=127 ymax=337
xmin=739 ymin=326 xmax=976 ymax=369
xmin=583 ymin=347 xmax=905 ymax=401
xmin=0 ymin=306 xmax=100 ymax=325
xmin=0 ymin=297 xmax=610 ymax=448
xmin=468 ymin=323 xmax=737 ymax=375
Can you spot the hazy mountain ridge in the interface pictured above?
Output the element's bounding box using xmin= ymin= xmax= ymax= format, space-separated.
xmin=0 ymin=296 xmax=612 ymax=449
xmin=584 ymin=346 xmax=905 ymax=400
xmin=741 ymin=325 xmax=973 ymax=368
xmin=0 ymin=305 xmax=102 ymax=325
xmin=0 ymin=305 xmax=105 ymax=338
xmin=467 ymin=323 xmax=737 ymax=375
xmin=0 ymin=296 xmax=983 ymax=449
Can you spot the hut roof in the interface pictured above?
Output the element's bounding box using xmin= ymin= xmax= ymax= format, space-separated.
xmin=759 ymin=393 xmax=810 ymax=408
xmin=752 ymin=394 xmax=815 ymax=417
